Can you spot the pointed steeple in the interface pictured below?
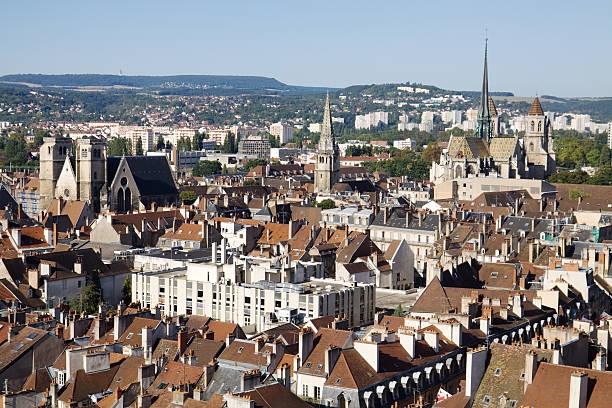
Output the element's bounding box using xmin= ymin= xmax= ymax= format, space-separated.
xmin=474 ymin=38 xmax=494 ymax=143
xmin=528 ymin=97 xmax=544 ymax=116
xmin=318 ymin=92 xmax=336 ymax=152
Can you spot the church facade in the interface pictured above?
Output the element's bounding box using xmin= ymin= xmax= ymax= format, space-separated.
xmin=39 ymin=136 xmax=178 ymax=213
xmin=314 ymin=93 xmax=340 ymax=194
xmin=430 ymin=42 xmax=555 ymax=186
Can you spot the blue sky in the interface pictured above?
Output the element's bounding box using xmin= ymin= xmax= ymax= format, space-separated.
xmin=2 ymin=1 xmax=610 ymax=97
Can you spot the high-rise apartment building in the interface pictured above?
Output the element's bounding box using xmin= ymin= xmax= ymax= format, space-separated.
xmin=269 ymin=122 xmax=294 ymax=145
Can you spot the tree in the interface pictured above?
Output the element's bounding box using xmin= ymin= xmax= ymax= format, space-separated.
xmin=109 ymin=137 xmax=132 ymax=156
xmin=156 ymin=135 xmax=165 ymax=151
xmin=393 ymin=304 xmax=404 ymax=317
xmin=548 ymin=170 xmax=589 ymax=184
xmin=243 ymin=158 xmax=267 ymax=172
xmin=70 ymin=270 xmax=102 ymax=314
xmin=192 ymin=160 xmax=222 ymax=177
xmin=180 ymin=190 xmax=197 ymax=203
xmin=135 ymin=138 xmax=144 ymax=155
xmin=422 ymin=142 xmax=443 ymax=164
xmin=192 ymin=132 xmax=202 ymax=150
xmin=243 ymin=178 xmax=261 ymax=186
xmin=316 ymin=199 xmax=336 ymax=209
xmin=4 ymin=133 xmax=28 ymax=166
xmin=122 ymin=275 xmax=132 ymax=305
xmin=589 ymin=165 xmax=612 ymax=185
xmin=222 ymin=132 xmax=237 ymax=153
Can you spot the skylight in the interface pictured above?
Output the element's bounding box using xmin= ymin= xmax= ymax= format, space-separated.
xmin=26 ymin=333 xmax=37 ymax=340
xmin=12 ymin=343 xmax=24 ymax=351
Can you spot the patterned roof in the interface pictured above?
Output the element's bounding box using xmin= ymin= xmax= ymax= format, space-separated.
xmin=488 ymin=137 xmax=518 ymax=161
xmin=488 ymin=97 xmax=498 ymax=116
xmin=447 ymin=136 xmax=490 ymax=159
xmin=528 ymin=97 xmax=544 ymax=116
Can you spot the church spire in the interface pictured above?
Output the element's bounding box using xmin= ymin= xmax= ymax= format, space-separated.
xmin=318 ymin=92 xmax=336 ymax=152
xmin=321 ymin=91 xmax=333 ymax=143
xmin=475 ymin=37 xmax=494 ymax=143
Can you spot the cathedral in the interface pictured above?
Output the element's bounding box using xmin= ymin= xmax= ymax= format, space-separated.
xmin=314 ymin=93 xmax=340 ymax=194
xmin=39 ymin=136 xmax=178 ymax=214
xmin=430 ymin=41 xmax=556 ymax=185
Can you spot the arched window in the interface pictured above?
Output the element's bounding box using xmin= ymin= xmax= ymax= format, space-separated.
xmin=124 ymin=188 xmax=132 ymax=212
xmin=530 ymin=121 xmax=535 ymax=132
xmin=529 ymin=142 xmax=535 ymax=151
xmin=537 ymin=121 xmax=542 ymax=132
xmin=117 ymin=190 xmax=124 ymax=213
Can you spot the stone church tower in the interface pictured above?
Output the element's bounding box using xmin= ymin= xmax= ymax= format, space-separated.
xmin=314 ymin=93 xmax=340 ymax=194
xmin=39 ymin=136 xmax=108 ymax=212
xmin=76 ymin=138 xmax=107 ymax=212
xmin=39 ymin=136 xmax=73 ymax=210
xmin=524 ymin=97 xmax=556 ymax=179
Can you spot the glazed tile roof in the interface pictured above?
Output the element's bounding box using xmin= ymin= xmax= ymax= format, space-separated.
xmin=488 ymin=137 xmax=518 ymax=161
xmin=447 ymin=136 xmax=490 ymax=159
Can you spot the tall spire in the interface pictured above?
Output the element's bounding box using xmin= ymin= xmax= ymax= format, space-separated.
xmin=475 ymin=37 xmax=493 ymax=143
xmin=318 ymin=92 xmax=335 ymax=152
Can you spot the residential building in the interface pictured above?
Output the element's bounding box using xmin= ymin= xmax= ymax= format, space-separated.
xmin=126 ymin=127 xmax=154 ymax=153
xmin=355 ymin=111 xmax=389 ymax=129
xmin=270 ymin=122 xmax=294 ymax=145
xmin=238 ymin=135 xmax=271 ymax=160
xmin=393 ymin=138 xmax=416 ymax=150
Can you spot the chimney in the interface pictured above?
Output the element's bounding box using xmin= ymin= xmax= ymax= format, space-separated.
xmin=524 ymin=350 xmax=538 ymax=392
xmin=211 ymin=241 xmax=217 ymax=263
xmin=383 ymin=207 xmax=387 ymax=224
xmin=11 ymin=229 xmax=21 ymax=247
xmin=512 ymin=295 xmax=524 ymax=319
xmin=353 ymin=340 xmax=380 ymax=372
xmin=240 ymin=370 xmax=261 ymax=392
xmin=569 ymin=371 xmax=588 ymax=408
xmin=298 ymin=328 xmax=314 ymax=368
xmin=398 ymin=327 xmax=416 ymax=358
xmin=50 ymin=380 xmax=58 ymax=407
xmin=424 ymin=330 xmax=439 ymax=353
xmin=74 ymin=256 xmax=83 ymax=274
xmin=279 ymin=363 xmax=291 ymax=389
xmin=288 ymin=219 xmax=294 ymax=239
xmin=138 ymin=394 xmax=152 ymax=408
xmin=479 ymin=317 xmax=489 ymax=337
xmin=177 ymin=329 xmax=189 ymax=355
xmin=17 ymin=203 xmax=22 ymax=219
xmin=221 ymin=238 xmax=227 ymax=264
xmin=324 ymin=346 xmax=341 ymax=376
xmin=226 ymin=334 xmax=235 ymax=347
xmin=466 ymin=347 xmax=488 ymax=398
xmin=418 ymin=212 xmax=423 ymax=227
xmin=254 ymin=338 xmax=264 ymax=354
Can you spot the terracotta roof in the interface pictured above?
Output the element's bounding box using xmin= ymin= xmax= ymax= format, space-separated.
xmin=522 ymin=363 xmax=612 ymax=408
xmin=236 ymin=382 xmax=311 ymax=408
xmin=183 ymin=338 xmax=225 ymax=367
xmin=528 ymin=97 xmax=544 ymax=116
xmin=257 ymin=223 xmax=290 ymax=246
xmin=22 ymin=367 xmax=52 ymax=393
xmin=149 ymin=361 xmax=204 ymax=394
xmin=161 ymin=222 xmax=205 ymax=242
xmin=119 ymin=317 xmax=162 ymax=347
xmin=298 ymin=328 xmax=352 ymax=377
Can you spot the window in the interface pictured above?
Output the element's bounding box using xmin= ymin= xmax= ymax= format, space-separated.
xmin=12 ymin=343 xmax=24 ymax=351
xmin=157 ymin=382 xmax=169 ymax=390
xmin=482 ymin=395 xmax=491 ymax=404
xmin=305 ymin=362 xmax=312 ymax=368
xmin=238 ymin=347 xmax=244 ymax=353
xmin=509 ymin=401 xmax=517 ymax=407
xmin=519 ymin=372 xmax=526 ymax=380
xmin=316 ymin=364 xmax=323 ymax=371
xmin=26 ymin=333 xmax=37 ymax=340
xmin=494 ymin=368 xmax=502 ymax=376
xmin=314 ymin=386 xmax=321 ymax=400
xmin=302 ymin=384 xmax=308 ymax=397
xmin=335 ymin=378 xmax=341 ymax=384
xmin=126 ymin=333 xmax=133 ymax=339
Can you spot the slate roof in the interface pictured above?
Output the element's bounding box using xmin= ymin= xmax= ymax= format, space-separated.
xmin=371 ymin=207 xmax=440 ymax=232
xmin=528 ymin=97 xmax=544 ymax=116
xmin=183 ymin=338 xmax=225 ymax=367
xmin=107 ymin=156 xmax=178 ymax=196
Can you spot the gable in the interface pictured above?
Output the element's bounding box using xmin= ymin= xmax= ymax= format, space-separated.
xmin=54 ymin=157 xmax=78 ymax=200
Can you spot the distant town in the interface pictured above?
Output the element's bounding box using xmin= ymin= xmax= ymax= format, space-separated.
xmin=0 ymin=43 xmax=609 ymax=408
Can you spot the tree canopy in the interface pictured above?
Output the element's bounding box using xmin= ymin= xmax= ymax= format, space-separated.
xmin=109 ymin=137 xmax=132 ymax=156
xmin=316 ymin=199 xmax=336 ymax=209
xmin=192 ymin=160 xmax=222 ymax=177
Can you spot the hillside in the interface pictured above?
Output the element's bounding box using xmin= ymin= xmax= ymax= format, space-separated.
xmin=0 ymin=74 xmax=332 ymax=95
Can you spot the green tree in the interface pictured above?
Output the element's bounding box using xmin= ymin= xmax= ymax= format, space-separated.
xmin=243 ymin=178 xmax=261 ymax=186
xmin=589 ymin=165 xmax=612 ymax=185
xmin=122 ymin=275 xmax=132 ymax=305
xmin=316 ymin=199 xmax=336 ymax=209
xmin=156 ymin=135 xmax=165 ymax=151
xmin=222 ymin=132 xmax=237 ymax=153
xmin=243 ymin=158 xmax=268 ymax=172
xmin=4 ymin=133 xmax=28 ymax=166
xmin=393 ymin=304 xmax=404 ymax=317
xmin=192 ymin=160 xmax=222 ymax=177
xmin=180 ymin=190 xmax=197 ymax=202
xmin=548 ymin=170 xmax=589 ymax=184
xmin=109 ymin=137 xmax=132 ymax=156
xmin=422 ymin=142 xmax=443 ymax=164
xmin=70 ymin=270 xmax=102 ymax=314
xmin=135 ymin=138 xmax=144 ymax=155
xmin=192 ymin=132 xmax=202 ymax=150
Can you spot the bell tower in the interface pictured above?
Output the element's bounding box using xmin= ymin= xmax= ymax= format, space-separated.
xmin=76 ymin=137 xmax=107 ymax=212
xmin=525 ymin=97 xmax=556 ymax=178
xmin=39 ymin=136 xmax=72 ymax=210
xmin=314 ymin=93 xmax=340 ymax=194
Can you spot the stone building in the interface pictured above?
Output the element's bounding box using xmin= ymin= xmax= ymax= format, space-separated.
xmin=314 ymin=93 xmax=340 ymax=194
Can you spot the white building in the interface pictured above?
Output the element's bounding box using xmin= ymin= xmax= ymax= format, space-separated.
xmin=207 ymin=129 xmax=231 ymax=145
xmin=393 ymin=139 xmax=416 ymax=150
xmin=421 ymin=111 xmax=434 ymax=122
xmin=355 ymin=112 xmax=389 ymax=130
xmin=308 ymin=123 xmax=322 ymax=133
xmin=125 ymin=127 xmax=154 ymax=153
xmin=419 ymin=121 xmax=434 ymax=132
xmin=441 ymin=110 xmax=462 ymax=125
xmin=269 ymin=122 xmax=294 ymax=145
xmin=608 ymin=122 xmax=612 ymax=149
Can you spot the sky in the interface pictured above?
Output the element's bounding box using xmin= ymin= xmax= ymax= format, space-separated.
xmin=1 ymin=1 xmax=611 ymax=97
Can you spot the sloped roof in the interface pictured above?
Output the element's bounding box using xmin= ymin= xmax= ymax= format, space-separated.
xmin=528 ymin=97 xmax=544 ymax=116
xmin=447 ymin=136 xmax=490 ymax=159
xmin=108 ymin=156 xmax=178 ymax=196
xmin=488 ymin=137 xmax=518 ymax=161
